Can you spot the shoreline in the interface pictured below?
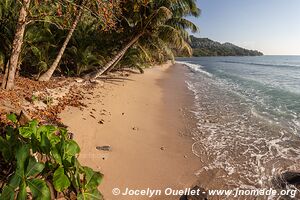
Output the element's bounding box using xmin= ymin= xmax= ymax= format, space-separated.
xmin=60 ymin=63 xmax=202 ymax=199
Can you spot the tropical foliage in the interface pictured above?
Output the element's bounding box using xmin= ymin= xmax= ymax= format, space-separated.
xmin=190 ymin=36 xmax=263 ymax=56
xmin=0 ymin=0 xmax=200 ymax=88
xmin=85 ymin=0 xmax=200 ymax=79
xmin=0 ymin=114 xmax=103 ymax=199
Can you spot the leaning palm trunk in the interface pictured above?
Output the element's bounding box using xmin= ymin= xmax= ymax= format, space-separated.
xmin=105 ymin=52 xmax=124 ymax=73
xmin=84 ymin=32 xmax=143 ymax=80
xmin=38 ymin=0 xmax=85 ymax=82
xmin=2 ymin=0 xmax=30 ymax=90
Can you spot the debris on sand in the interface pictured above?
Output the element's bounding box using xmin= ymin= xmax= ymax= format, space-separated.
xmin=96 ymin=145 xmax=112 ymax=151
xmin=132 ymin=126 xmax=139 ymax=131
xmin=98 ymin=119 xmax=105 ymax=124
xmin=0 ymin=76 xmax=95 ymax=125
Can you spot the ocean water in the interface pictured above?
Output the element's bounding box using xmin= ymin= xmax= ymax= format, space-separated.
xmin=176 ymin=56 xmax=300 ymax=196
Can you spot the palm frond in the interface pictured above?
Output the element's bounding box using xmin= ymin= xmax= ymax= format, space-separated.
xmin=167 ymin=17 xmax=199 ymax=33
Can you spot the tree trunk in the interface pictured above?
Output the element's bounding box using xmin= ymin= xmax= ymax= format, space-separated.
xmin=2 ymin=0 xmax=30 ymax=90
xmin=84 ymin=32 xmax=143 ymax=80
xmin=105 ymin=51 xmax=125 ymax=73
xmin=2 ymin=61 xmax=9 ymax=87
xmin=38 ymin=0 xmax=85 ymax=82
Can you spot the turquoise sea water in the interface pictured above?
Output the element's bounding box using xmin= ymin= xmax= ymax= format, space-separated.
xmin=177 ymin=56 xmax=300 ymax=193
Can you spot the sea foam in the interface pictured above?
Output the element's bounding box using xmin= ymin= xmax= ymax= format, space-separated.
xmin=182 ymin=63 xmax=300 ymax=194
xmin=176 ymin=61 xmax=213 ymax=77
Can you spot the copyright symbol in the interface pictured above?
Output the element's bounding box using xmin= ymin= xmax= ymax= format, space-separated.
xmin=112 ymin=188 xmax=121 ymax=195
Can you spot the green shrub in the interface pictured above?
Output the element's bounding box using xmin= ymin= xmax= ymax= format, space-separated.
xmin=0 ymin=114 xmax=103 ymax=200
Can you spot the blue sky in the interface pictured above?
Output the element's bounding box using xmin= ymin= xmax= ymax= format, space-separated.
xmin=189 ymin=0 xmax=300 ymax=55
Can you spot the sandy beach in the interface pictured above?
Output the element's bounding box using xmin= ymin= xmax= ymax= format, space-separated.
xmin=60 ymin=63 xmax=201 ymax=199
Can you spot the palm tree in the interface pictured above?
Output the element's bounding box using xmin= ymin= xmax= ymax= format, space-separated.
xmin=0 ymin=0 xmax=199 ymax=85
xmin=1 ymin=0 xmax=69 ymax=89
xmin=84 ymin=0 xmax=200 ymax=80
xmin=1 ymin=0 xmax=31 ymax=90
xmin=63 ymin=19 xmax=106 ymax=76
xmin=38 ymin=0 xmax=121 ymax=81
xmin=37 ymin=0 xmax=87 ymax=81
xmin=0 ymin=0 xmax=17 ymax=73
xmin=21 ymin=21 xmax=58 ymax=77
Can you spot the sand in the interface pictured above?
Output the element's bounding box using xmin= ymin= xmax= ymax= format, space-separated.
xmin=60 ymin=63 xmax=201 ymax=200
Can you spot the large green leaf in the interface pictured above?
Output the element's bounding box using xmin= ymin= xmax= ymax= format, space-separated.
xmin=19 ymin=126 xmax=33 ymax=138
xmin=83 ymin=167 xmax=103 ymax=189
xmin=1 ymin=146 xmax=30 ymax=199
xmin=59 ymin=128 xmax=68 ymax=138
xmin=16 ymin=182 xmax=27 ymax=200
xmin=37 ymin=125 xmax=56 ymax=137
xmin=0 ymin=135 xmax=11 ymax=161
xmin=49 ymin=135 xmax=60 ymax=146
xmin=75 ymin=166 xmax=103 ymax=200
xmin=1 ymin=169 xmax=24 ymax=200
xmin=0 ymin=185 xmax=15 ymax=200
xmin=40 ymin=133 xmax=51 ymax=153
xmin=29 ymin=120 xmax=38 ymax=137
xmin=16 ymin=145 xmax=30 ymax=174
xmin=70 ymin=159 xmax=83 ymax=189
xmin=51 ymin=146 xmax=62 ymax=165
xmin=25 ymin=157 xmax=45 ymax=177
xmin=64 ymin=140 xmax=80 ymax=159
xmin=30 ymin=134 xmax=41 ymax=153
xmin=5 ymin=126 xmax=15 ymax=141
xmin=7 ymin=113 xmax=17 ymax=123
xmin=77 ymin=189 xmax=103 ymax=200
xmin=27 ymin=179 xmax=51 ymax=200
xmin=53 ymin=167 xmax=70 ymax=192
xmin=19 ymin=120 xmax=39 ymax=139
xmin=49 ymin=134 xmax=60 ymax=146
